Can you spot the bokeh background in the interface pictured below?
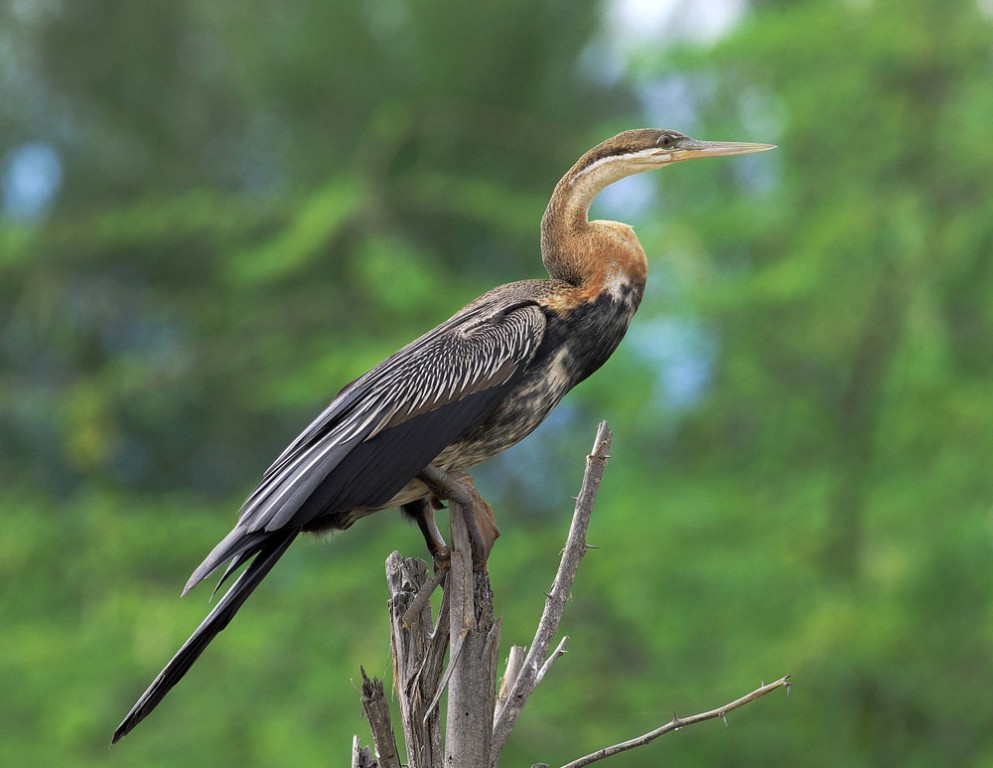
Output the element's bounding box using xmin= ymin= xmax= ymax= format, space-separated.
xmin=3 ymin=0 xmax=992 ymax=765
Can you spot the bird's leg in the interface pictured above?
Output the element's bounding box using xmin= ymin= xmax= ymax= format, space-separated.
xmin=418 ymin=466 xmax=500 ymax=569
xmin=401 ymin=498 xmax=451 ymax=572
xmin=458 ymin=474 xmax=500 ymax=564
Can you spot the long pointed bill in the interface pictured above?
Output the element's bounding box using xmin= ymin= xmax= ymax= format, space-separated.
xmin=676 ymin=138 xmax=777 ymax=160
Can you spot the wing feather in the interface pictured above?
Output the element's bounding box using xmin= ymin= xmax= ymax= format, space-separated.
xmin=188 ymin=295 xmax=546 ymax=589
xmin=261 ymin=293 xmax=522 ymax=480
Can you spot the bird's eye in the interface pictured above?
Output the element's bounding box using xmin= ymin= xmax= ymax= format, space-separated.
xmin=658 ymin=135 xmax=674 ymax=149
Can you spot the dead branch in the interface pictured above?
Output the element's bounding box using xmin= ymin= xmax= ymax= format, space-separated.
xmin=558 ymin=676 xmax=792 ymax=768
xmin=444 ymin=484 xmax=501 ymax=768
xmin=350 ymin=735 xmax=375 ymax=768
xmin=400 ymin=567 xmax=444 ymax=629
xmin=497 ymin=645 xmax=526 ymax=705
xmin=353 ymin=421 xmax=789 ymax=768
xmin=386 ymin=553 xmax=445 ymax=768
xmin=358 ymin=668 xmax=401 ymax=768
xmin=490 ymin=420 xmax=613 ymax=761
xmin=533 ymin=635 xmax=569 ymax=689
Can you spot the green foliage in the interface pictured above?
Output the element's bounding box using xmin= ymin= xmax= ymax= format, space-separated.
xmin=2 ymin=0 xmax=992 ymax=766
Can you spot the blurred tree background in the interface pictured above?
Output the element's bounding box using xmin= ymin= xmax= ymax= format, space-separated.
xmin=2 ymin=0 xmax=992 ymax=765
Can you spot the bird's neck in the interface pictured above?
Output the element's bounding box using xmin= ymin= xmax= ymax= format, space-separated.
xmin=539 ymin=158 xmax=648 ymax=292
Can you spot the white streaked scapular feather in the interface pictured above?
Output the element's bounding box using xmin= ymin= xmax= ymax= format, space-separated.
xmin=366 ymin=402 xmax=401 ymax=440
xmin=239 ymin=301 xmax=546 ymax=530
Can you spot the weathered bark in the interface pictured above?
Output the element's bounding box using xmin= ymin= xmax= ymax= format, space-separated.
xmin=386 ymin=553 xmax=445 ymax=768
xmin=358 ymin=668 xmax=400 ymax=768
xmin=444 ymin=498 xmax=501 ymax=768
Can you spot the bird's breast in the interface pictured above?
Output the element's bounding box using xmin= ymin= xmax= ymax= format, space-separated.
xmin=436 ymin=282 xmax=643 ymax=471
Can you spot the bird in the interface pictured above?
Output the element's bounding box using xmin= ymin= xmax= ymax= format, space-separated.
xmin=112 ymin=128 xmax=774 ymax=742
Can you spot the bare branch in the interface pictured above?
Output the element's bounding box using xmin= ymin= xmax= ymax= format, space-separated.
xmin=497 ymin=645 xmax=526 ymax=706
xmin=534 ymin=635 xmax=569 ymax=689
xmin=490 ymin=421 xmax=613 ymax=761
xmin=426 ymin=624 xmax=464 ymax=720
xmin=400 ymin=568 xmax=445 ymax=629
xmin=558 ymin=676 xmax=792 ymax=768
xmin=351 ymin=735 xmax=375 ymax=768
xmin=358 ymin=668 xmax=401 ymax=768
xmin=386 ymin=553 xmax=444 ymax=768
xmin=444 ymin=490 xmax=499 ymax=768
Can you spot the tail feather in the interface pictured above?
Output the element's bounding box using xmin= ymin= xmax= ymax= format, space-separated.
xmin=183 ymin=526 xmax=272 ymax=596
xmin=209 ymin=546 xmax=260 ymax=600
xmin=112 ymin=529 xmax=298 ymax=743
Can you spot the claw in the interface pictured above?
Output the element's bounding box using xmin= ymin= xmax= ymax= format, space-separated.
xmin=432 ymin=547 xmax=452 ymax=573
xmin=417 ymin=467 xmax=500 ymax=569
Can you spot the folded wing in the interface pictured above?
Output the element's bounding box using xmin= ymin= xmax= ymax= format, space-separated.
xmin=188 ymin=296 xmax=547 ymax=591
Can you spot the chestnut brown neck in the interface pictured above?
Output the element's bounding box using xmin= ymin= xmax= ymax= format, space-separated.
xmin=539 ymin=145 xmax=650 ymax=291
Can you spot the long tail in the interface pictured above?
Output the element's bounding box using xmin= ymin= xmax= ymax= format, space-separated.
xmin=112 ymin=529 xmax=298 ymax=743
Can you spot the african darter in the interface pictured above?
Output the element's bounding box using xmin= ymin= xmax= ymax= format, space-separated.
xmin=113 ymin=129 xmax=774 ymax=741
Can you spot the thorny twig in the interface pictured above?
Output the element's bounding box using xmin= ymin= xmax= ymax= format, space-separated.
xmin=558 ymin=676 xmax=792 ymax=768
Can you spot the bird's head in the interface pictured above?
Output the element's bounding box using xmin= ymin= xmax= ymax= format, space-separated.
xmin=571 ymin=128 xmax=776 ymax=186
xmin=541 ymin=128 xmax=776 ymax=280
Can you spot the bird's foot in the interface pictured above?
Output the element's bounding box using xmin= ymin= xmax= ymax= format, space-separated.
xmin=418 ymin=466 xmax=500 ymax=570
xmin=432 ymin=546 xmax=452 ymax=573
xmin=458 ymin=475 xmax=500 ymax=569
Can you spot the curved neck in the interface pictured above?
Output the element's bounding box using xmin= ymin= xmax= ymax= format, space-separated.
xmin=539 ymin=152 xmax=650 ymax=288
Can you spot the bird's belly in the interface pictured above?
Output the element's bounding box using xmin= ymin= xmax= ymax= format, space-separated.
xmin=329 ymin=480 xmax=432 ymax=530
